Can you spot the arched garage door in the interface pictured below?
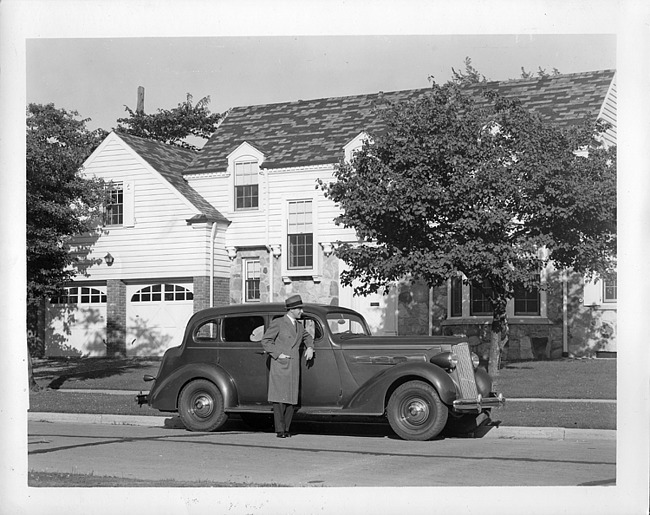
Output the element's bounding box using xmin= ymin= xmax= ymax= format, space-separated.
xmin=126 ymin=283 xmax=194 ymax=356
xmin=46 ymin=287 xmax=107 ymax=357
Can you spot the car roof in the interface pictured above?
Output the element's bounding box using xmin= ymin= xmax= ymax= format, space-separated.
xmin=190 ymin=303 xmax=361 ymax=319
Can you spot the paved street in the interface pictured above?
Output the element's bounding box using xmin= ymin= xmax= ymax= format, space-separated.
xmin=28 ymin=418 xmax=615 ymax=488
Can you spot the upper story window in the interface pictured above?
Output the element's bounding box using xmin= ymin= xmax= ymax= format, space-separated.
xmin=603 ymin=275 xmax=617 ymax=303
xmin=234 ymin=160 xmax=259 ymax=210
xmin=288 ymin=199 xmax=313 ymax=270
xmin=244 ymin=259 xmax=261 ymax=302
xmin=450 ymin=276 xmax=463 ymax=317
xmin=104 ymin=183 xmax=124 ymax=226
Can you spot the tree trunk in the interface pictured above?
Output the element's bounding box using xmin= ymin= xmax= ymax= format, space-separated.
xmin=487 ymin=327 xmax=502 ymax=378
xmin=28 ymin=351 xmax=41 ymax=392
xmin=487 ymin=298 xmax=509 ymax=381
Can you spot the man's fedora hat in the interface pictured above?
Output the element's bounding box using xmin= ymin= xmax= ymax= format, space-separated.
xmin=285 ymin=294 xmax=304 ymax=309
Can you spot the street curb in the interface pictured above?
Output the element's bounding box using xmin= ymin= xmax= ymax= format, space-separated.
xmin=27 ymin=412 xmax=616 ymax=440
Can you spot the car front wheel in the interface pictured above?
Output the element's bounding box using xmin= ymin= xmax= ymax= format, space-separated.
xmin=178 ymin=379 xmax=228 ymax=432
xmin=387 ymin=380 xmax=448 ymax=441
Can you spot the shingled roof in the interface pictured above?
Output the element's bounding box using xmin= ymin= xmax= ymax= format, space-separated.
xmin=115 ymin=132 xmax=228 ymax=223
xmin=183 ymin=69 xmax=616 ymax=176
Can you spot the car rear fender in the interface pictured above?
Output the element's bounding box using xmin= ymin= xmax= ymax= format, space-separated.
xmin=343 ymin=362 xmax=457 ymax=414
xmin=149 ymin=363 xmax=237 ymax=411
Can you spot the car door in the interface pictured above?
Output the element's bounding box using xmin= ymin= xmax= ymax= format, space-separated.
xmin=298 ymin=316 xmax=343 ymax=407
xmin=216 ymin=313 xmax=270 ymax=406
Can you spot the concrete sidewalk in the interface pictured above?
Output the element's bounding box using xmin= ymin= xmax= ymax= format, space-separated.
xmin=28 ymin=410 xmax=617 ymax=441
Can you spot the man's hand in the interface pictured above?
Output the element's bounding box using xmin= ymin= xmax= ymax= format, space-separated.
xmin=278 ymin=353 xmax=290 ymax=359
xmin=304 ymin=347 xmax=314 ymax=361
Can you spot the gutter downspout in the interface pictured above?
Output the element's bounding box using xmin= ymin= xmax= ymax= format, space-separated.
xmin=210 ymin=222 xmax=217 ymax=308
xmin=264 ymin=167 xmax=273 ymax=302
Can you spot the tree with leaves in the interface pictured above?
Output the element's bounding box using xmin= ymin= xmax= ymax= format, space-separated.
xmin=26 ymin=103 xmax=106 ymax=388
xmin=321 ymin=80 xmax=616 ymax=377
xmin=115 ymin=93 xmax=222 ymax=150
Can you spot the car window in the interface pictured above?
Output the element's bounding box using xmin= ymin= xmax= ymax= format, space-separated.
xmin=327 ymin=313 xmax=370 ymax=337
xmin=193 ymin=320 xmax=219 ymax=343
xmin=222 ymin=315 xmax=265 ymax=343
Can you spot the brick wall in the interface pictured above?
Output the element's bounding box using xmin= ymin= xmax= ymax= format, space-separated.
xmin=106 ymin=279 xmax=126 ymax=356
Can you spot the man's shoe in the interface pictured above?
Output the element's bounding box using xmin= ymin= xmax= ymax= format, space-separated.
xmin=283 ymin=431 xmax=291 ymax=438
xmin=276 ymin=432 xmax=286 ymax=438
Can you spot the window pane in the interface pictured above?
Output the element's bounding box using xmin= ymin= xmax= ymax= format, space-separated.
xmin=603 ymin=276 xmax=617 ymax=302
xmin=289 ymin=234 xmax=313 ymax=269
xmin=470 ymin=281 xmax=493 ymax=316
xmin=514 ymin=279 xmax=540 ymax=316
xmin=222 ymin=316 xmax=265 ymax=342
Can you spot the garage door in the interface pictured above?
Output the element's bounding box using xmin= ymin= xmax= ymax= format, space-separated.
xmin=126 ymin=283 xmax=194 ymax=356
xmin=46 ymin=287 xmax=107 ymax=357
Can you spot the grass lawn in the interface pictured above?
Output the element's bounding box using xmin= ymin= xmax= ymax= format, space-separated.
xmin=29 ymin=356 xmax=617 ymax=430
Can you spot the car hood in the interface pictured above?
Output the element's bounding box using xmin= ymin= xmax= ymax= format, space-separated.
xmin=337 ymin=335 xmax=467 ymax=359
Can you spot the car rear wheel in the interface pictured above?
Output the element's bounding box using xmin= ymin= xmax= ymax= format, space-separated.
xmin=387 ymin=380 xmax=448 ymax=441
xmin=178 ymin=379 xmax=228 ymax=432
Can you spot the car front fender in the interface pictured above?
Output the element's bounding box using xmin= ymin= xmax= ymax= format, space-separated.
xmin=149 ymin=362 xmax=237 ymax=411
xmin=342 ymin=362 xmax=457 ymax=414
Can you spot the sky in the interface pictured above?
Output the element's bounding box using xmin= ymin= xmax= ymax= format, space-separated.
xmin=3 ymin=1 xmax=650 ymax=514
xmin=27 ymin=34 xmax=617 ymax=137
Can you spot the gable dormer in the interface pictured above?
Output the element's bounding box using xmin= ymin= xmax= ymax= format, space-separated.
xmin=227 ymin=142 xmax=265 ymax=212
xmin=343 ymin=132 xmax=371 ymax=163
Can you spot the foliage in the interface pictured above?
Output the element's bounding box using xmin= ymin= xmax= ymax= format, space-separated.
xmin=450 ymin=57 xmax=487 ymax=85
xmin=520 ymin=66 xmax=561 ymax=79
xmin=320 ymin=79 xmax=616 ymax=374
xmin=115 ymin=93 xmax=222 ymax=150
xmin=26 ymin=103 xmax=107 ymax=314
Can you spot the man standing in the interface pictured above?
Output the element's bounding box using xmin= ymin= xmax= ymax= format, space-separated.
xmin=261 ymin=294 xmax=314 ymax=438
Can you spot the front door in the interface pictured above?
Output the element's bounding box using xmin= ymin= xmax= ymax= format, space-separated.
xmin=298 ymin=316 xmax=343 ymax=408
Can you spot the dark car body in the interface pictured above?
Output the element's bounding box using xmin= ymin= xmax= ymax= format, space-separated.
xmin=138 ymin=303 xmax=505 ymax=440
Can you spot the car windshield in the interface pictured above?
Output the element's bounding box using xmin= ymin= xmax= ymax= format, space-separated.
xmin=326 ymin=312 xmax=370 ymax=338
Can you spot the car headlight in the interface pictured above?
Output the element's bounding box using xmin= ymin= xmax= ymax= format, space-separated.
xmin=471 ymin=352 xmax=480 ymax=369
xmin=430 ymin=352 xmax=458 ymax=370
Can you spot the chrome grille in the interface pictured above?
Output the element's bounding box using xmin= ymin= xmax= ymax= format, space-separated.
xmin=452 ymin=342 xmax=478 ymax=398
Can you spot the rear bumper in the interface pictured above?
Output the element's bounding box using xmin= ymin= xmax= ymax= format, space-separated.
xmin=453 ymin=392 xmax=506 ymax=412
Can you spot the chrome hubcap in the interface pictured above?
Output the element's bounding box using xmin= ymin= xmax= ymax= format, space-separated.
xmin=191 ymin=393 xmax=214 ymax=419
xmin=402 ymin=398 xmax=430 ymax=426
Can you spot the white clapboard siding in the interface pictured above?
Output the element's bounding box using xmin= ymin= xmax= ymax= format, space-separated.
xmin=75 ymin=135 xmax=222 ymax=281
xmin=187 ymin=165 xmax=357 ymax=251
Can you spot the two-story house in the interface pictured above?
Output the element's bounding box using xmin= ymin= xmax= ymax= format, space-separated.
xmin=42 ymin=69 xmax=617 ymax=360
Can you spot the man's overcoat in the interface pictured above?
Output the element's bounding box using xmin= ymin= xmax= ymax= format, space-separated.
xmin=261 ymin=315 xmax=314 ymax=404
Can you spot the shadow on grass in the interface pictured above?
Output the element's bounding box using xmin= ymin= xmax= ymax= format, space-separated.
xmin=33 ymin=358 xmax=160 ymax=390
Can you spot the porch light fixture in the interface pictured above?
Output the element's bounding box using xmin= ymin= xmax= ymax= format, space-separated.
xmin=320 ymin=242 xmax=334 ymax=257
xmin=226 ymin=247 xmax=237 ymax=260
xmin=271 ymin=244 xmax=282 ymax=258
xmin=104 ymin=253 xmax=114 ymax=266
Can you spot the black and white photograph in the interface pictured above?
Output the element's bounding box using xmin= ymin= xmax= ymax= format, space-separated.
xmin=1 ymin=0 xmax=649 ymax=514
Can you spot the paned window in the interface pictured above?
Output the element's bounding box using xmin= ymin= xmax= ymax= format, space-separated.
xmin=131 ymin=284 xmax=193 ymax=302
xmin=603 ymin=275 xmax=617 ymax=302
xmin=244 ymin=259 xmax=261 ymax=302
xmin=470 ymin=280 xmax=493 ymax=316
xmin=514 ymin=280 xmax=541 ymax=316
xmin=288 ymin=200 xmax=313 ymax=269
xmin=104 ymin=183 xmax=124 ymax=226
xmin=51 ymin=287 xmax=107 ymax=304
xmin=234 ymin=160 xmax=259 ymax=210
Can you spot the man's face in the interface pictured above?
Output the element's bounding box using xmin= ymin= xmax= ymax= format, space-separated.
xmin=290 ymin=307 xmax=303 ymax=319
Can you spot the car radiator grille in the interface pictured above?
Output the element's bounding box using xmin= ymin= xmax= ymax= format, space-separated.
xmin=452 ymin=342 xmax=478 ymax=398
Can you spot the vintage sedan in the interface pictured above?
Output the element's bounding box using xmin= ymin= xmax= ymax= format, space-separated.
xmin=137 ymin=303 xmax=505 ymax=441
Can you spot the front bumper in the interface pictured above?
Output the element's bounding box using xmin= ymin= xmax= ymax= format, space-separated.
xmin=452 ymin=392 xmax=505 ymax=412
